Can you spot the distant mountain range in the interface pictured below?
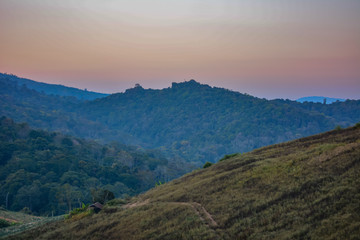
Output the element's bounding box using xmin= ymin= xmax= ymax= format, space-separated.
xmin=0 ymin=73 xmax=108 ymax=100
xmin=297 ymin=96 xmax=346 ymax=104
xmin=1 ymin=74 xmax=360 ymax=165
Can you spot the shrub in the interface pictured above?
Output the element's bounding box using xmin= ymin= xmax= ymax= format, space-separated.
xmin=69 ymin=210 xmax=94 ymax=221
xmin=0 ymin=219 xmax=11 ymax=228
xmin=219 ymin=153 xmax=239 ymax=162
xmin=20 ymin=207 xmax=32 ymax=215
xmin=106 ymin=198 xmax=127 ymax=207
xmin=203 ymin=162 xmax=213 ymax=168
xmin=91 ymin=189 xmax=115 ymax=204
xmin=155 ymin=180 xmax=164 ymax=187
xmin=65 ymin=203 xmax=93 ymax=221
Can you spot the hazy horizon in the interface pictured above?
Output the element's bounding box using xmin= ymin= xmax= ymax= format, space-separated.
xmin=3 ymin=72 xmax=358 ymax=101
xmin=1 ymin=0 xmax=359 ymax=100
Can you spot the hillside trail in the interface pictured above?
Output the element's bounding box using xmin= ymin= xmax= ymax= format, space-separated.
xmin=123 ymin=199 xmax=218 ymax=228
xmin=176 ymin=202 xmax=218 ymax=227
xmin=122 ymin=199 xmax=149 ymax=209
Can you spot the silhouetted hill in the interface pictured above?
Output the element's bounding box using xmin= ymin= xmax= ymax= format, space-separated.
xmin=10 ymin=124 xmax=360 ymax=239
xmin=0 ymin=73 xmax=108 ymax=100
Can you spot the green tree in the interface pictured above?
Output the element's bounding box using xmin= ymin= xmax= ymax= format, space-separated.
xmin=91 ymin=188 xmax=115 ymax=204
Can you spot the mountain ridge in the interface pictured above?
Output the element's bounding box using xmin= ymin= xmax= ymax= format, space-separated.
xmin=1 ymin=75 xmax=359 ymax=165
xmin=0 ymin=73 xmax=108 ymax=100
xmin=80 ymin=79 xmax=360 ymax=163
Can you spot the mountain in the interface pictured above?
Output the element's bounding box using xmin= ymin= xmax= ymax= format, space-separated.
xmin=1 ymin=76 xmax=360 ymax=165
xmin=80 ymin=80 xmax=360 ymax=163
xmin=0 ymin=73 xmax=108 ymax=100
xmin=0 ymin=117 xmax=188 ymax=216
xmin=297 ymin=96 xmax=346 ymax=104
xmin=0 ymin=76 xmax=125 ymax=142
xmin=9 ymin=124 xmax=360 ymax=239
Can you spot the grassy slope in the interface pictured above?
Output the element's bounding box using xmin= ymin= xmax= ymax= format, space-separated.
xmin=0 ymin=209 xmax=42 ymax=224
xmin=0 ymin=209 xmax=62 ymax=238
xmin=8 ymin=126 xmax=360 ymax=240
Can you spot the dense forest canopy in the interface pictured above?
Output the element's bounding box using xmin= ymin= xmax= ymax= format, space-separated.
xmin=81 ymin=80 xmax=360 ymax=163
xmin=0 ymin=117 xmax=187 ymax=215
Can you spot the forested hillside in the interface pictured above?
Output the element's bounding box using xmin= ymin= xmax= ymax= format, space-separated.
xmin=1 ymin=76 xmax=360 ymax=165
xmin=0 ymin=73 xmax=108 ymax=100
xmin=10 ymin=124 xmax=360 ymax=239
xmin=0 ymin=117 xmax=186 ymax=216
xmin=0 ymin=76 xmax=128 ymax=142
xmin=81 ymin=80 xmax=360 ymax=163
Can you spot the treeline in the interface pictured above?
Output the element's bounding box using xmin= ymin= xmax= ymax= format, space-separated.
xmin=0 ymin=117 xmax=184 ymax=216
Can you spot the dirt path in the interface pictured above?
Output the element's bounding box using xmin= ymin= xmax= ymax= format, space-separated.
xmin=123 ymin=199 xmax=218 ymax=228
xmin=175 ymin=202 xmax=218 ymax=227
xmin=122 ymin=199 xmax=149 ymax=209
xmin=191 ymin=202 xmax=218 ymax=227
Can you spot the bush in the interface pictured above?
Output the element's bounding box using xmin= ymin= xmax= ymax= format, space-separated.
xmin=155 ymin=180 xmax=164 ymax=187
xmin=68 ymin=210 xmax=94 ymax=221
xmin=65 ymin=203 xmax=93 ymax=220
xmin=0 ymin=218 xmax=11 ymax=228
xmin=91 ymin=189 xmax=115 ymax=204
xmin=219 ymin=153 xmax=239 ymax=162
xmin=20 ymin=207 xmax=32 ymax=215
xmin=203 ymin=162 xmax=213 ymax=168
xmin=106 ymin=198 xmax=127 ymax=207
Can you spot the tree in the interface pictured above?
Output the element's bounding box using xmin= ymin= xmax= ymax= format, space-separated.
xmin=91 ymin=188 xmax=115 ymax=204
xmin=56 ymin=184 xmax=83 ymax=213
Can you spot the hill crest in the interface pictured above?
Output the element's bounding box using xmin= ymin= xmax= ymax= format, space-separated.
xmin=0 ymin=73 xmax=108 ymax=100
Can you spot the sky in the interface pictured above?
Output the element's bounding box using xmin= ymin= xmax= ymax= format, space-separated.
xmin=0 ymin=0 xmax=359 ymax=100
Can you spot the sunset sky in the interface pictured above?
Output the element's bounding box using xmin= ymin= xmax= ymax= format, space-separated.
xmin=1 ymin=0 xmax=359 ymax=99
